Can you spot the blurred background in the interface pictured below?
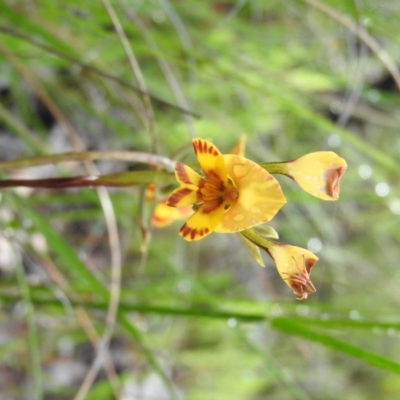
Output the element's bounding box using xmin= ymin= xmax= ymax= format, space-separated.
xmin=1 ymin=1 xmax=400 ymax=399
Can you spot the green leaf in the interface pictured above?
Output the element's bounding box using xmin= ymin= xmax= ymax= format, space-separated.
xmin=271 ymin=317 xmax=400 ymax=374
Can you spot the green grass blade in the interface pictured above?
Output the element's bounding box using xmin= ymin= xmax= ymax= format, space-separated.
xmin=271 ymin=317 xmax=400 ymax=374
xmin=7 ymin=194 xmax=178 ymax=398
xmin=14 ymin=247 xmax=43 ymax=399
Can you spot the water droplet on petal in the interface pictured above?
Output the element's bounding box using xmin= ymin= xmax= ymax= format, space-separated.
xmin=233 ymin=213 xmax=245 ymax=222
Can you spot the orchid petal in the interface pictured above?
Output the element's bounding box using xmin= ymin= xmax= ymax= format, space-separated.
xmin=167 ymin=185 xmax=200 ymax=207
xmin=152 ymin=201 xmax=193 ymax=227
xmin=267 ymin=243 xmax=318 ymax=300
xmin=174 ymin=162 xmax=204 ymax=187
xmin=179 ymin=200 xmax=226 ymax=241
xmin=215 ymin=155 xmax=286 ymax=233
xmin=286 ymin=151 xmax=347 ymax=201
xmin=193 ymin=138 xmax=227 ymax=184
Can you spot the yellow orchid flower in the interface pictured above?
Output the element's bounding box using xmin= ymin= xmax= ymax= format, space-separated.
xmin=262 ymin=151 xmax=347 ymax=201
xmin=267 ymin=243 xmax=318 ymax=300
xmin=167 ymin=138 xmax=286 ymax=241
xmin=241 ymin=229 xmax=318 ymax=300
xmin=147 ymin=136 xmax=247 ymax=228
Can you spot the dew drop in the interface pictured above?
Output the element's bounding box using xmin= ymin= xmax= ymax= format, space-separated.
xmin=363 ymin=17 xmax=371 ymax=27
xmin=349 ymin=310 xmax=361 ymax=320
xmin=375 ymin=182 xmax=390 ymax=197
xmin=308 ymin=238 xmax=322 ymax=253
xmin=387 ymin=328 xmax=396 ymax=337
xmin=233 ymin=213 xmax=245 ymax=222
xmin=271 ymin=304 xmax=283 ymax=316
xmin=227 ymin=318 xmax=237 ymax=328
xmin=358 ymin=164 xmax=372 ymax=179
xmin=177 ymin=279 xmax=192 ymax=293
xmin=152 ymin=10 xmax=166 ymax=23
xmin=296 ymin=305 xmax=309 ymax=316
xmin=327 ymin=134 xmax=341 ymax=148
xmin=389 ymin=199 xmax=400 ymax=215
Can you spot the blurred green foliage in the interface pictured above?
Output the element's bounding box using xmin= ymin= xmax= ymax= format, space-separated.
xmin=1 ymin=0 xmax=400 ymax=399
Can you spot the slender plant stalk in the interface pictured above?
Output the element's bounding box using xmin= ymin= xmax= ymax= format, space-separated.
xmin=0 ymin=151 xmax=175 ymax=172
xmin=13 ymin=247 xmax=43 ymax=400
xmin=0 ymin=170 xmax=176 ymax=189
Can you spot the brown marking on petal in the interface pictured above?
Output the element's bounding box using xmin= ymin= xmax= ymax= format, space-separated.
xmin=175 ymin=162 xmax=193 ymax=185
xmin=193 ymin=139 xmax=203 ymax=155
xmin=180 ymin=223 xmax=192 ymax=238
xmin=207 ymin=170 xmax=222 ymax=184
xmin=304 ymin=257 xmax=318 ymax=274
xmin=167 ymin=188 xmax=194 ymax=207
xmin=207 ymin=145 xmax=218 ymax=156
xmin=282 ymin=256 xmax=317 ymax=300
xmin=152 ymin=215 xmax=168 ymax=226
xmin=180 ymin=224 xmax=207 ymax=240
xmin=193 ymin=139 xmax=220 ymax=157
xmin=324 ymin=165 xmax=347 ymax=199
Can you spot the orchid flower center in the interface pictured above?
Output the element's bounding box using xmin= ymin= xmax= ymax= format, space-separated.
xmin=199 ymin=177 xmax=239 ymax=209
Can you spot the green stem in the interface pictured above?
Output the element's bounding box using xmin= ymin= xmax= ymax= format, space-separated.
xmin=0 ymin=292 xmax=266 ymax=321
xmin=241 ymin=228 xmax=277 ymax=251
xmin=259 ymin=161 xmax=290 ymax=175
xmin=0 ymin=170 xmax=177 ymax=188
